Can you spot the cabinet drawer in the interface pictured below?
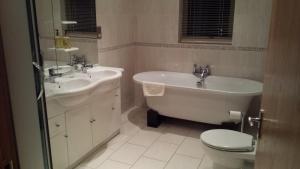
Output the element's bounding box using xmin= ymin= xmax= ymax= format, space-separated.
xmin=48 ymin=114 xmax=66 ymax=138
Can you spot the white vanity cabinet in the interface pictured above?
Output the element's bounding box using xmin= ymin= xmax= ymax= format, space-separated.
xmin=65 ymin=88 xmax=121 ymax=164
xmin=50 ymin=133 xmax=69 ymax=169
xmin=65 ymin=88 xmax=120 ymax=164
xmin=66 ymin=105 xmax=93 ymax=164
xmin=108 ymin=89 xmax=121 ymax=136
xmin=46 ymin=67 xmax=123 ymax=169
xmin=48 ymin=114 xmax=69 ymax=169
xmin=48 ymin=87 xmax=121 ymax=168
xmin=90 ymin=89 xmax=117 ymax=146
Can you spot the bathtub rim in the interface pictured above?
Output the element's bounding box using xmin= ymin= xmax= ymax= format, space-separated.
xmin=133 ymin=71 xmax=263 ymax=97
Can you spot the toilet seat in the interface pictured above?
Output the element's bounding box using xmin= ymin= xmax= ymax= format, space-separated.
xmin=201 ymin=129 xmax=254 ymax=152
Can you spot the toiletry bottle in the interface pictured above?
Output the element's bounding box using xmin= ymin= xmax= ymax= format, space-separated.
xmin=55 ymin=29 xmax=63 ymax=48
xmin=63 ymin=30 xmax=72 ymax=49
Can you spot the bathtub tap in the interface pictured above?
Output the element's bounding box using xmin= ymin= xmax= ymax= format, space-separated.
xmin=193 ymin=64 xmax=210 ymax=86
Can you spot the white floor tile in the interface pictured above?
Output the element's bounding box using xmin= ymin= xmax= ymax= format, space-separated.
xmin=74 ymin=165 xmax=92 ymax=169
xmin=110 ymin=143 xmax=146 ymax=165
xmin=188 ymin=128 xmax=205 ymax=139
xmin=163 ymin=124 xmax=193 ymax=137
xmin=144 ymin=141 xmax=178 ymax=162
xmin=158 ymin=133 xmax=185 ymax=145
xmin=96 ymin=160 xmax=131 ymax=169
xmin=120 ymin=122 xmax=141 ymax=137
xmin=75 ymin=108 xmax=216 ymax=169
xmin=198 ymin=156 xmax=213 ymax=169
xmin=165 ymin=154 xmax=202 ymax=169
xmin=128 ymin=130 xmax=161 ymax=147
xmin=176 ymin=138 xmax=205 ymax=159
xmin=107 ymin=134 xmax=130 ymax=150
xmin=131 ymin=157 xmax=166 ymax=169
xmin=80 ymin=148 xmax=114 ymax=168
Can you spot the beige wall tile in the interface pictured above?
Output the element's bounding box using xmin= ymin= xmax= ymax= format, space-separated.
xmin=232 ymin=0 xmax=273 ymax=48
xmin=96 ymin=0 xmax=136 ymax=48
xmin=96 ymin=0 xmax=269 ymax=112
xmin=98 ymin=46 xmax=136 ymax=113
xmin=135 ymin=0 xmax=272 ymax=48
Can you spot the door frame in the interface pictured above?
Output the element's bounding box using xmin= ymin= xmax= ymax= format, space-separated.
xmin=0 ymin=0 xmax=52 ymax=168
xmin=0 ymin=27 xmax=19 ymax=169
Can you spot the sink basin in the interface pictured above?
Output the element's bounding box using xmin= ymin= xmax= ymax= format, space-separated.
xmin=45 ymin=66 xmax=123 ymax=108
xmin=56 ymin=78 xmax=91 ymax=92
xmin=44 ymin=65 xmax=73 ymax=77
xmin=87 ymin=69 xmax=119 ymax=81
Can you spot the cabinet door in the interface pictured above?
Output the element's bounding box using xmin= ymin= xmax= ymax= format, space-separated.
xmin=50 ymin=134 xmax=68 ymax=169
xmin=108 ymin=88 xmax=121 ymax=136
xmin=66 ymin=106 xmax=93 ymax=164
xmin=90 ymin=89 xmax=116 ymax=146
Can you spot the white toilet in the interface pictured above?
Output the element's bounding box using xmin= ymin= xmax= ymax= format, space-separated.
xmin=200 ymin=129 xmax=256 ymax=169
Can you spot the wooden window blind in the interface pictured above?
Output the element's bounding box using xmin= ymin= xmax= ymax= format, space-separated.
xmin=65 ymin=0 xmax=96 ymax=34
xmin=181 ymin=0 xmax=235 ymax=42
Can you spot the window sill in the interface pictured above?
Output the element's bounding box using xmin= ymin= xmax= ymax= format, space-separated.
xmin=66 ymin=32 xmax=99 ymax=39
xmin=180 ymin=38 xmax=232 ymax=46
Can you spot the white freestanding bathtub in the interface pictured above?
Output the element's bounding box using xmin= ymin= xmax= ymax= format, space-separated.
xmin=133 ymin=71 xmax=263 ymax=125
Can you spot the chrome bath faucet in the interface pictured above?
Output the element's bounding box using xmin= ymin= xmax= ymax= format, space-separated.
xmin=193 ymin=64 xmax=210 ymax=86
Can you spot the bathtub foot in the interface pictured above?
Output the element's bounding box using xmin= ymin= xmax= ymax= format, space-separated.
xmin=147 ymin=109 xmax=161 ymax=128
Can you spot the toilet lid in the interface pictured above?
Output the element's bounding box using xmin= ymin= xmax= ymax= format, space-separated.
xmin=201 ymin=129 xmax=254 ymax=152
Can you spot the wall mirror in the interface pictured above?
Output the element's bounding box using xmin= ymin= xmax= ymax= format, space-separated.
xmin=34 ymin=1 xmax=99 ymax=168
xmin=35 ymin=0 xmax=98 ymax=70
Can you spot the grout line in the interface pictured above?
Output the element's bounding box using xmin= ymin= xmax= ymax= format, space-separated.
xmin=80 ymin=107 xmax=210 ymax=169
xmin=108 ymin=158 xmax=134 ymax=166
xmin=161 ymin=137 xmax=188 ymax=169
xmin=140 ymin=155 xmax=168 ymax=163
xmin=196 ymin=155 xmax=206 ymax=169
xmin=128 ymin=127 xmax=166 ymax=168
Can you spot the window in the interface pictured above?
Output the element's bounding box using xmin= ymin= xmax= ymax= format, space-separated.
xmin=64 ymin=0 xmax=97 ymax=37
xmin=180 ymin=0 xmax=235 ymax=43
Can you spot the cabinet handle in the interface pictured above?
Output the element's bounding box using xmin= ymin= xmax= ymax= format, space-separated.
xmin=115 ymin=94 xmax=119 ymax=96
xmin=55 ymin=123 xmax=60 ymax=127
xmin=64 ymin=135 xmax=68 ymax=138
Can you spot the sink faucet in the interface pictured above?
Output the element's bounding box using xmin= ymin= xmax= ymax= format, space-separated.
xmin=70 ymin=55 xmax=93 ymax=73
xmin=47 ymin=68 xmax=62 ymax=83
xmin=193 ymin=64 xmax=210 ymax=86
xmin=81 ymin=64 xmax=93 ymax=73
xmin=69 ymin=54 xmax=85 ymax=66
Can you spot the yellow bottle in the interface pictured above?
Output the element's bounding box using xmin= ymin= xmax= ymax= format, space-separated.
xmin=55 ymin=29 xmax=64 ymax=48
xmin=63 ymin=36 xmax=71 ymax=49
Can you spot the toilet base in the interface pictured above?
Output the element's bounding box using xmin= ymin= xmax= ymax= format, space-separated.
xmin=201 ymin=142 xmax=251 ymax=169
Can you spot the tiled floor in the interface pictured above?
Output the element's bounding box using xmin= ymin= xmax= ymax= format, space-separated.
xmin=76 ymin=107 xmax=254 ymax=169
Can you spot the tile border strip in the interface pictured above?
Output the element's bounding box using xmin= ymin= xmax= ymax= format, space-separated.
xmin=135 ymin=42 xmax=265 ymax=51
xmin=40 ymin=35 xmax=264 ymax=52
xmin=99 ymin=42 xmax=265 ymax=53
xmin=39 ymin=36 xmax=97 ymax=43
xmin=99 ymin=43 xmax=135 ymax=53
